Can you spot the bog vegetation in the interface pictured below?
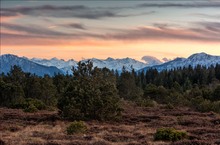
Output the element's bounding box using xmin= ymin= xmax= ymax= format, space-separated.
xmin=154 ymin=128 xmax=187 ymax=141
xmin=66 ymin=121 xmax=87 ymax=135
xmin=1 ymin=62 xmax=220 ymax=117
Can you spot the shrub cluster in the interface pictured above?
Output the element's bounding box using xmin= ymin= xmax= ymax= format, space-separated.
xmin=191 ymin=97 xmax=220 ymax=113
xmin=66 ymin=121 xmax=87 ymax=135
xmin=12 ymin=98 xmax=46 ymax=112
xmin=154 ymin=128 xmax=187 ymax=141
xmin=135 ymin=97 xmax=157 ymax=107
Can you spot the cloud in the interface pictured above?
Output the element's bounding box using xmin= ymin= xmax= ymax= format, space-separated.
xmin=2 ymin=21 xmax=220 ymax=45
xmin=1 ymin=22 xmax=103 ymax=42
xmin=1 ymin=32 xmax=67 ymax=46
xmin=138 ymin=1 xmax=220 ymax=8
xmin=190 ymin=13 xmax=220 ymax=19
xmin=1 ymin=5 xmax=116 ymax=19
xmin=103 ymin=26 xmax=220 ymax=42
xmin=0 ymin=11 xmax=23 ymax=22
xmin=1 ymin=5 xmax=154 ymax=20
xmin=153 ymin=23 xmax=169 ymax=29
xmin=64 ymin=23 xmax=87 ymax=30
xmin=197 ymin=22 xmax=220 ymax=32
xmin=0 ymin=11 xmax=19 ymax=17
xmin=47 ymin=23 xmax=87 ymax=30
xmin=118 ymin=11 xmax=156 ymax=17
xmin=1 ymin=23 xmax=69 ymax=37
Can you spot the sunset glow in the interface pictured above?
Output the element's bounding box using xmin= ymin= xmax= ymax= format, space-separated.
xmin=1 ymin=0 xmax=220 ymax=61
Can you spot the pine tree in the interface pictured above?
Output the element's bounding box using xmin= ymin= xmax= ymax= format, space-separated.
xmin=58 ymin=61 xmax=121 ymax=120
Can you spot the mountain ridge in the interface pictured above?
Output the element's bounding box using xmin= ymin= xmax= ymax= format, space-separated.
xmin=0 ymin=54 xmax=62 ymax=76
xmin=31 ymin=56 xmax=154 ymax=73
xmin=1 ymin=52 xmax=220 ymax=76
xmin=139 ymin=52 xmax=220 ymax=72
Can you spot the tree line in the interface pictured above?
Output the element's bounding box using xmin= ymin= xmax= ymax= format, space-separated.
xmin=1 ymin=62 xmax=220 ymax=120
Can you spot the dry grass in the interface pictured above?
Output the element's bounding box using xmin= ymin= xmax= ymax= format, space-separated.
xmin=0 ymin=101 xmax=220 ymax=145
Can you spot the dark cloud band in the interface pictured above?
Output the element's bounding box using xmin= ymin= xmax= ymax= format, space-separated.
xmin=138 ymin=2 xmax=220 ymax=8
xmin=1 ymin=4 xmax=150 ymax=19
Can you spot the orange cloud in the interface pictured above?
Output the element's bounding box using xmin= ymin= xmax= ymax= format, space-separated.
xmin=0 ymin=14 xmax=23 ymax=22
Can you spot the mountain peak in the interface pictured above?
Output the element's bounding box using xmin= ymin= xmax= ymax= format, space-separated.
xmin=1 ymin=54 xmax=17 ymax=58
xmin=51 ymin=57 xmax=60 ymax=61
xmin=141 ymin=55 xmax=162 ymax=66
xmin=0 ymin=54 xmax=62 ymax=76
xmin=188 ymin=52 xmax=211 ymax=60
xmin=105 ymin=57 xmax=115 ymax=61
xmin=140 ymin=52 xmax=220 ymax=72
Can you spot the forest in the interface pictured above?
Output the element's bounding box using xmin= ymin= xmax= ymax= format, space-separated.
xmin=1 ymin=61 xmax=220 ymax=116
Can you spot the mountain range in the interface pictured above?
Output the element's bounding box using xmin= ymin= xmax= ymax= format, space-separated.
xmin=0 ymin=52 xmax=220 ymax=76
xmin=0 ymin=54 xmax=62 ymax=76
xmin=30 ymin=57 xmax=149 ymax=74
xmin=140 ymin=52 xmax=220 ymax=72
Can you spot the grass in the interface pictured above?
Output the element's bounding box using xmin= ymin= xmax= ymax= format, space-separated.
xmin=0 ymin=101 xmax=220 ymax=145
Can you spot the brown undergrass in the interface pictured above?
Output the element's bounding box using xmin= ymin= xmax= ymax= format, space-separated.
xmin=0 ymin=101 xmax=220 ymax=145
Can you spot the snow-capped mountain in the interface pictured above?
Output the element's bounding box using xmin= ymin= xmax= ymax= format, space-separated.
xmin=0 ymin=54 xmax=62 ymax=76
xmin=31 ymin=57 xmax=77 ymax=74
xmin=82 ymin=57 xmax=147 ymax=72
xmin=0 ymin=54 xmax=158 ymax=76
xmin=31 ymin=57 xmax=148 ymax=73
xmin=2 ymin=52 xmax=219 ymax=76
xmin=140 ymin=52 xmax=220 ymax=72
xmin=141 ymin=56 xmax=162 ymax=66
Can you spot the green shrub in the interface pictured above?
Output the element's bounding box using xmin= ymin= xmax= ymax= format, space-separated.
xmin=25 ymin=98 xmax=46 ymax=110
xmin=165 ymin=103 xmax=174 ymax=109
xmin=12 ymin=98 xmax=46 ymax=110
xmin=154 ymin=128 xmax=187 ymax=141
xmin=136 ymin=97 xmax=157 ymax=107
xmin=212 ymin=101 xmax=220 ymax=113
xmin=190 ymin=97 xmax=220 ymax=113
xmin=23 ymin=104 xmax=38 ymax=113
xmin=12 ymin=98 xmax=46 ymax=113
xmin=66 ymin=121 xmax=87 ymax=135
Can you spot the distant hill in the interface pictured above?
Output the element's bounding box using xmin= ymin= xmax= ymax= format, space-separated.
xmin=139 ymin=52 xmax=220 ymax=72
xmin=0 ymin=54 xmax=62 ymax=76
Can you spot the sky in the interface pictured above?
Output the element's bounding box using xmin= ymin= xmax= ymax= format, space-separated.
xmin=1 ymin=0 xmax=220 ymax=61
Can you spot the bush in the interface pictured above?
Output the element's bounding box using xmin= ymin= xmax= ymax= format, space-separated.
xmin=190 ymin=97 xmax=220 ymax=113
xmin=136 ymin=97 xmax=157 ymax=107
xmin=12 ymin=98 xmax=46 ymax=113
xmin=212 ymin=101 xmax=220 ymax=113
xmin=23 ymin=104 xmax=38 ymax=113
xmin=154 ymin=128 xmax=187 ymax=141
xmin=165 ymin=103 xmax=174 ymax=109
xmin=66 ymin=121 xmax=87 ymax=135
xmin=25 ymin=98 xmax=46 ymax=110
